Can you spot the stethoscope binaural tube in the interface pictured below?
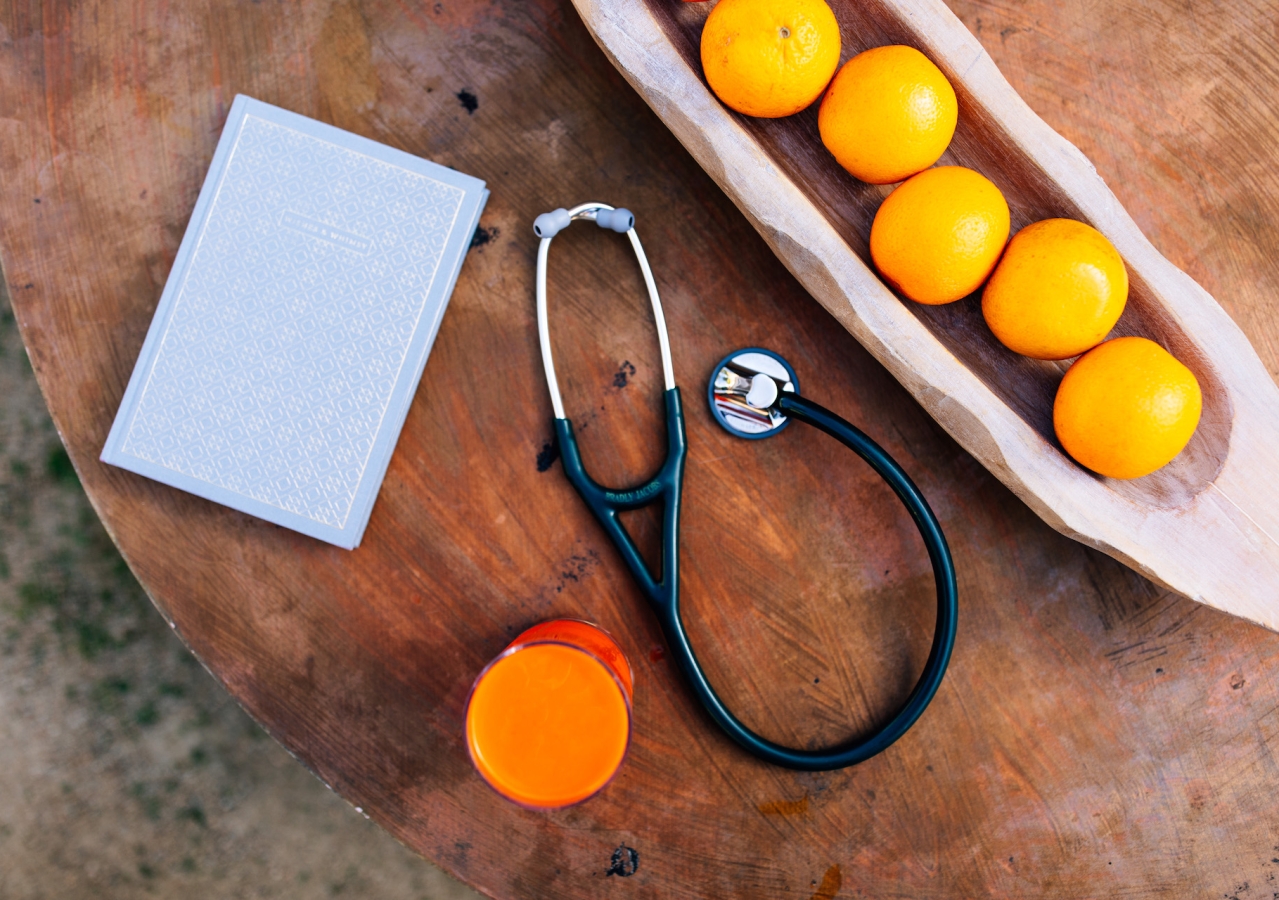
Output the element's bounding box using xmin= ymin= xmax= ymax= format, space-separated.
xmin=534 ymin=203 xmax=957 ymax=771
xmin=535 ymin=202 xmax=675 ymax=418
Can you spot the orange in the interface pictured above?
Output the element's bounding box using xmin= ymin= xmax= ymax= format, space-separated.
xmin=818 ymin=45 xmax=958 ymax=184
xmin=465 ymin=620 xmax=632 ymax=808
xmin=1053 ymin=336 xmax=1202 ymax=479
xmin=700 ymin=0 xmax=841 ymax=118
xmin=869 ymin=166 xmax=1010 ymax=304
xmin=982 ymin=218 xmax=1128 ymax=360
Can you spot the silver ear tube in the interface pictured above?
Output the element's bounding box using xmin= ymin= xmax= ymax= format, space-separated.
xmin=534 ymin=202 xmax=676 ymax=419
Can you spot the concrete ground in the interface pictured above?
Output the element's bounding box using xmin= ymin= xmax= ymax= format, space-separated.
xmin=0 ymin=279 xmax=484 ymax=899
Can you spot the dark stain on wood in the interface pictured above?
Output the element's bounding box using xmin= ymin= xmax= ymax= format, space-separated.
xmin=535 ymin=440 xmax=559 ymax=472
xmin=469 ymin=225 xmax=499 ymax=251
xmin=604 ymin=845 xmax=638 ymax=877
xmin=612 ymin=360 xmax=636 ymax=388
xmin=554 ymin=550 xmax=599 ymax=593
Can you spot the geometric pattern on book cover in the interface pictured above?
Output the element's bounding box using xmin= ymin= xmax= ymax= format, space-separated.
xmin=120 ymin=114 xmax=465 ymax=528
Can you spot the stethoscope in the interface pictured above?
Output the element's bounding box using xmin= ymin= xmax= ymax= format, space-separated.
xmin=533 ymin=202 xmax=957 ymax=771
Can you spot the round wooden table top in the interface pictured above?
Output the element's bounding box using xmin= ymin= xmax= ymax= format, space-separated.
xmin=3 ymin=0 xmax=1279 ymax=896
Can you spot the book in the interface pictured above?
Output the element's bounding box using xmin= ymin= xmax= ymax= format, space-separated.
xmin=101 ymin=95 xmax=488 ymax=549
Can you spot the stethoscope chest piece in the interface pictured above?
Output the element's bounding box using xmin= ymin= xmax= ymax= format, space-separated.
xmin=709 ymin=348 xmax=799 ymax=439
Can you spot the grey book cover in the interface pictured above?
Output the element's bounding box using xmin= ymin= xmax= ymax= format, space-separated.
xmin=102 ymin=95 xmax=488 ymax=549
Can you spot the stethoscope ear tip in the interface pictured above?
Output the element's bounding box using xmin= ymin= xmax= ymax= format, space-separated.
xmin=708 ymin=347 xmax=799 ymax=440
xmin=533 ymin=208 xmax=572 ymax=239
xmin=595 ymin=208 xmax=633 ymax=233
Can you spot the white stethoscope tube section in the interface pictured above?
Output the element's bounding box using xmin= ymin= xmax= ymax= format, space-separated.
xmin=535 ymin=202 xmax=675 ymax=421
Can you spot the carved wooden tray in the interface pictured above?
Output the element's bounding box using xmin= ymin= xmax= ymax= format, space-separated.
xmin=573 ymin=0 xmax=1279 ymax=630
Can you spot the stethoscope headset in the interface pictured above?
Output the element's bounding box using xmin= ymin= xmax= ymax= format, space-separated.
xmin=533 ymin=202 xmax=957 ymax=771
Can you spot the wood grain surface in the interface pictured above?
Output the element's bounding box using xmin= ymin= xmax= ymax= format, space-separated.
xmin=2 ymin=0 xmax=1278 ymax=896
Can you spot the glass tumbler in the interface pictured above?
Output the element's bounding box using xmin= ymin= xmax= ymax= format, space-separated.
xmin=465 ymin=619 xmax=633 ymax=809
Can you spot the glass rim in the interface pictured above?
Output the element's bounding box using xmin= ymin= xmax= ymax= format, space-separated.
xmin=508 ymin=618 xmax=634 ymax=700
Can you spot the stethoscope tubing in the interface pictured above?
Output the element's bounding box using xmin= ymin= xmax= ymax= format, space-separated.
xmin=710 ymin=391 xmax=957 ymax=769
xmin=536 ymin=204 xmax=957 ymax=770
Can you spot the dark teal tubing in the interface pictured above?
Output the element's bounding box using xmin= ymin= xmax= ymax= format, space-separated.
xmin=554 ymin=389 xmax=687 ymax=613
xmin=554 ymin=387 xmax=957 ymax=771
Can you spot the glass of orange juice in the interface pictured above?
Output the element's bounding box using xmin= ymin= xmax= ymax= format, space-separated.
xmin=465 ymin=619 xmax=633 ymax=809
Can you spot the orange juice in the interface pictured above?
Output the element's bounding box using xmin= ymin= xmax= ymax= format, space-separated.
xmin=465 ymin=620 xmax=633 ymax=808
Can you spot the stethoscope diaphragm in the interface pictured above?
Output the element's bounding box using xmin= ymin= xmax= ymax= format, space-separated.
xmin=709 ymin=347 xmax=799 ymax=439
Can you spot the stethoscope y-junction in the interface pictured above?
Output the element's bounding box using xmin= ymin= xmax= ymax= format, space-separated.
xmin=533 ymin=202 xmax=957 ymax=771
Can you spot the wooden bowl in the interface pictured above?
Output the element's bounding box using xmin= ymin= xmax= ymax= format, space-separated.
xmin=573 ymin=0 xmax=1279 ymax=629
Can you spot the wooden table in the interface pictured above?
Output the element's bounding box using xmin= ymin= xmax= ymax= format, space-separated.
xmin=3 ymin=1 xmax=1278 ymax=896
